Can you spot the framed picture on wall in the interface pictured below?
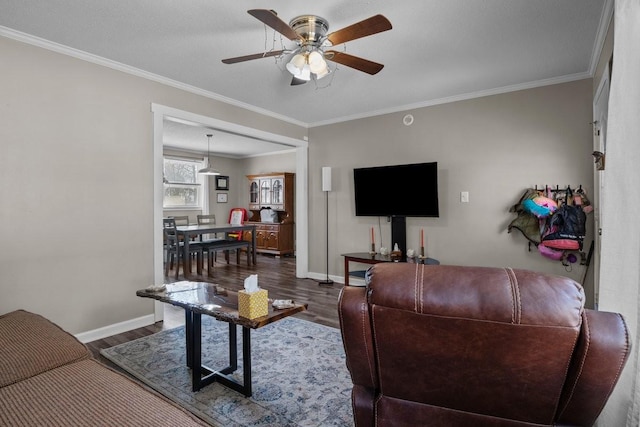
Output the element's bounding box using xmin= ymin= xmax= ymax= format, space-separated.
xmin=215 ymin=175 xmax=229 ymax=190
xmin=217 ymin=193 xmax=228 ymax=203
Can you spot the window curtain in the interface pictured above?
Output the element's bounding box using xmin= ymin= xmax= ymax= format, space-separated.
xmin=597 ymin=0 xmax=640 ymax=425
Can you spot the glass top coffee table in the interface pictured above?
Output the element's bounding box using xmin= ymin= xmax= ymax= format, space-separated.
xmin=137 ymin=281 xmax=307 ymax=396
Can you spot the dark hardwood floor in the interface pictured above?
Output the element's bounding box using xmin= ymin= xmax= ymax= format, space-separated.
xmin=86 ymin=253 xmax=344 ymax=364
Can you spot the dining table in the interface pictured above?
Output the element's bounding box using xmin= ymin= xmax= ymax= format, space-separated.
xmin=176 ymin=223 xmax=257 ymax=277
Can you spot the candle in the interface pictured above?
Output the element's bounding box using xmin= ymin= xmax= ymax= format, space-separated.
xmin=420 ymin=229 xmax=424 ymax=247
xmin=370 ymin=227 xmax=376 ymax=253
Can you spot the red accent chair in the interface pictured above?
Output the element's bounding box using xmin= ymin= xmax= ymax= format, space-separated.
xmin=228 ymin=207 xmax=248 ymax=240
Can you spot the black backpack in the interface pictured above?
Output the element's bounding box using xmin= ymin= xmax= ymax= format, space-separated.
xmin=541 ymin=203 xmax=586 ymax=250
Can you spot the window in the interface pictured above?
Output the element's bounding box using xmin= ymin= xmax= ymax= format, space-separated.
xmin=163 ymin=157 xmax=205 ymax=209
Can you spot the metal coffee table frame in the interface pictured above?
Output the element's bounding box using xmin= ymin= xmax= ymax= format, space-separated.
xmin=186 ymin=310 xmax=253 ymax=395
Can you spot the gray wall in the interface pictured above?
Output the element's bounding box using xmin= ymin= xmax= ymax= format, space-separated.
xmin=1 ymin=32 xmax=594 ymax=334
xmin=0 ymin=36 xmax=306 ymax=333
xmin=308 ymin=79 xmax=595 ymax=294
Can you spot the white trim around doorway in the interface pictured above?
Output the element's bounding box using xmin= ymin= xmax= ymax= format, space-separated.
xmin=151 ymin=104 xmax=309 ymax=322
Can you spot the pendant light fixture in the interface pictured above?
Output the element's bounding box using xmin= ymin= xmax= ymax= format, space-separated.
xmin=198 ymin=133 xmax=221 ymax=175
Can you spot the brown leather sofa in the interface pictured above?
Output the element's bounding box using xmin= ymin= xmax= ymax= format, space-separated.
xmin=338 ymin=263 xmax=631 ymax=426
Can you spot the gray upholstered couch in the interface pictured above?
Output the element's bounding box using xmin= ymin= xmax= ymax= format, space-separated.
xmin=0 ymin=309 xmax=209 ymax=426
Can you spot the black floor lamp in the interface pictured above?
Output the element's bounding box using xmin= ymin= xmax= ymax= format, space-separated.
xmin=318 ymin=166 xmax=334 ymax=286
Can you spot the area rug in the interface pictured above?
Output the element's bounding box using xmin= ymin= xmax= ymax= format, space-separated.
xmin=100 ymin=316 xmax=354 ymax=427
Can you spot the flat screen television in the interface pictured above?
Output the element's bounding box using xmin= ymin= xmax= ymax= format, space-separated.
xmin=354 ymin=161 xmax=439 ymax=217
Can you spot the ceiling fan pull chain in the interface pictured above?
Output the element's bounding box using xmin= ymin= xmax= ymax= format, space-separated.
xmin=264 ymin=23 xmax=267 ymax=51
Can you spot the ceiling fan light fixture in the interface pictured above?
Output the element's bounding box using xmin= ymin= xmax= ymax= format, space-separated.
xmin=308 ymin=50 xmax=323 ymax=65
xmin=285 ymin=63 xmax=301 ymax=76
xmin=315 ymin=66 xmax=330 ymax=79
xmin=299 ymin=64 xmax=312 ymax=81
xmin=309 ymin=60 xmax=327 ymax=75
xmin=198 ymin=134 xmax=221 ymax=176
xmin=286 ymin=53 xmax=306 ymax=75
xmin=286 ymin=48 xmax=328 ymax=81
xmin=308 ymin=51 xmax=328 ymax=74
xmin=292 ymin=53 xmax=306 ymax=67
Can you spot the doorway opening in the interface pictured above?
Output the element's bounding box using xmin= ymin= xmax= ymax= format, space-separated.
xmin=152 ymin=104 xmax=309 ymax=321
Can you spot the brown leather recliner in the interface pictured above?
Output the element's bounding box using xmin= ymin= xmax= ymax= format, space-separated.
xmin=338 ymin=263 xmax=631 ymax=426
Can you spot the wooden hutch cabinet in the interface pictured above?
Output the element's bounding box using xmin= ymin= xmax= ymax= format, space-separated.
xmin=245 ymin=172 xmax=294 ymax=256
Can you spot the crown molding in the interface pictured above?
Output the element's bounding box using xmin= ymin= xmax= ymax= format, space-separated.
xmin=588 ymin=0 xmax=614 ymax=77
xmin=0 ymin=26 xmax=308 ymax=129
xmin=307 ymin=71 xmax=592 ymax=127
xmin=1 ymin=19 xmax=606 ymax=130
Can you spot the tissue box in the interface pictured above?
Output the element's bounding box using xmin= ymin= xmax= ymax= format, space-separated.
xmin=238 ymin=289 xmax=268 ymax=319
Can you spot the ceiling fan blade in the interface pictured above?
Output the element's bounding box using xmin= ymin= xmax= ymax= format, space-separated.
xmin=248 ymin=9 xmax=301 ymax=41
xmin=326 ymin=14 xmax=392 ymax=46
xmin=325 ymin=51 xmax=384 ymax=75
xmin=221 ymin=50 xmax=286 ymax=64
xmin=291 ymin=76 xmax=308 ymax=86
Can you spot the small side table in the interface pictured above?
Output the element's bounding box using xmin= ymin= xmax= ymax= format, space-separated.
xmin=342 ymin=252 xmax=439 ymax=286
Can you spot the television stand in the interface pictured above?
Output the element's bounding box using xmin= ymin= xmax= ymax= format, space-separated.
xmin=391 ymin=215 xmax=407 ymax=256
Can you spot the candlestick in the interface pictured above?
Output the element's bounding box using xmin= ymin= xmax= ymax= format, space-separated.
xmin=420 ymin=246 xmax=425 ymax=257
xmin=369 ymin=227 xmax=376 ymax=254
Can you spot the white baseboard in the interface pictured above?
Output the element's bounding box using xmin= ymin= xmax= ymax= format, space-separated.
xmin=75 ymin=314 xmax=156 ymax=343
xmin=306 ymin=271 xmax=340 ymax=284
xmin=75 ymin=272 xmax=361 ymax=344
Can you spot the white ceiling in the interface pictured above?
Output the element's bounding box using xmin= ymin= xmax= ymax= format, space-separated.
xmin=0 ymin=0 xmax=609 ymax=156
xmin=162 ymin=117 xmax=294 ymax=158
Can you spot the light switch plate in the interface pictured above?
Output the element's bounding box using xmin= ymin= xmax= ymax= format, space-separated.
xmin=461 ymin=191 xmax=469 ymax=203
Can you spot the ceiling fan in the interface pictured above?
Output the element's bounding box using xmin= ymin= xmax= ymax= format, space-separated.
xmin=221 ymin=9 xmax=392 ymax=85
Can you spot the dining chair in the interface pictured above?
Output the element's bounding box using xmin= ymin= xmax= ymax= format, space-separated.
xmin=196 ymin=214 xmax=217 ymax=230
xmin=197 ymin=214 xmax=225 ymax=275
xmin=168 ymin=214 xmax=198 ymax=269
xmin=227 ymin=208 xmax=248 ymax=240
xmin=169 ymin=215 xmax=198 ymax=243
xmin=163 ymin=218 xmax=204 ymax=278
xmin=227 ymin=208 xmax=253 ymax=265
xmin=169 ymin=215 xmax=190 ymax=226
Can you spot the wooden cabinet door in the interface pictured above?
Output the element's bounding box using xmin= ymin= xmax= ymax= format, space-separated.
xmin=255 ymin=228 xmax=268 ymax=249
xmin=248 ymin=179 xmax=260 ymax=210
xmin=265 ymin=229 xmax=280 ymax=250
xmin=270 ymin=177 xmax=284 ymax=209
xmin=259 ymin=179 xmax=271 ymax=205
